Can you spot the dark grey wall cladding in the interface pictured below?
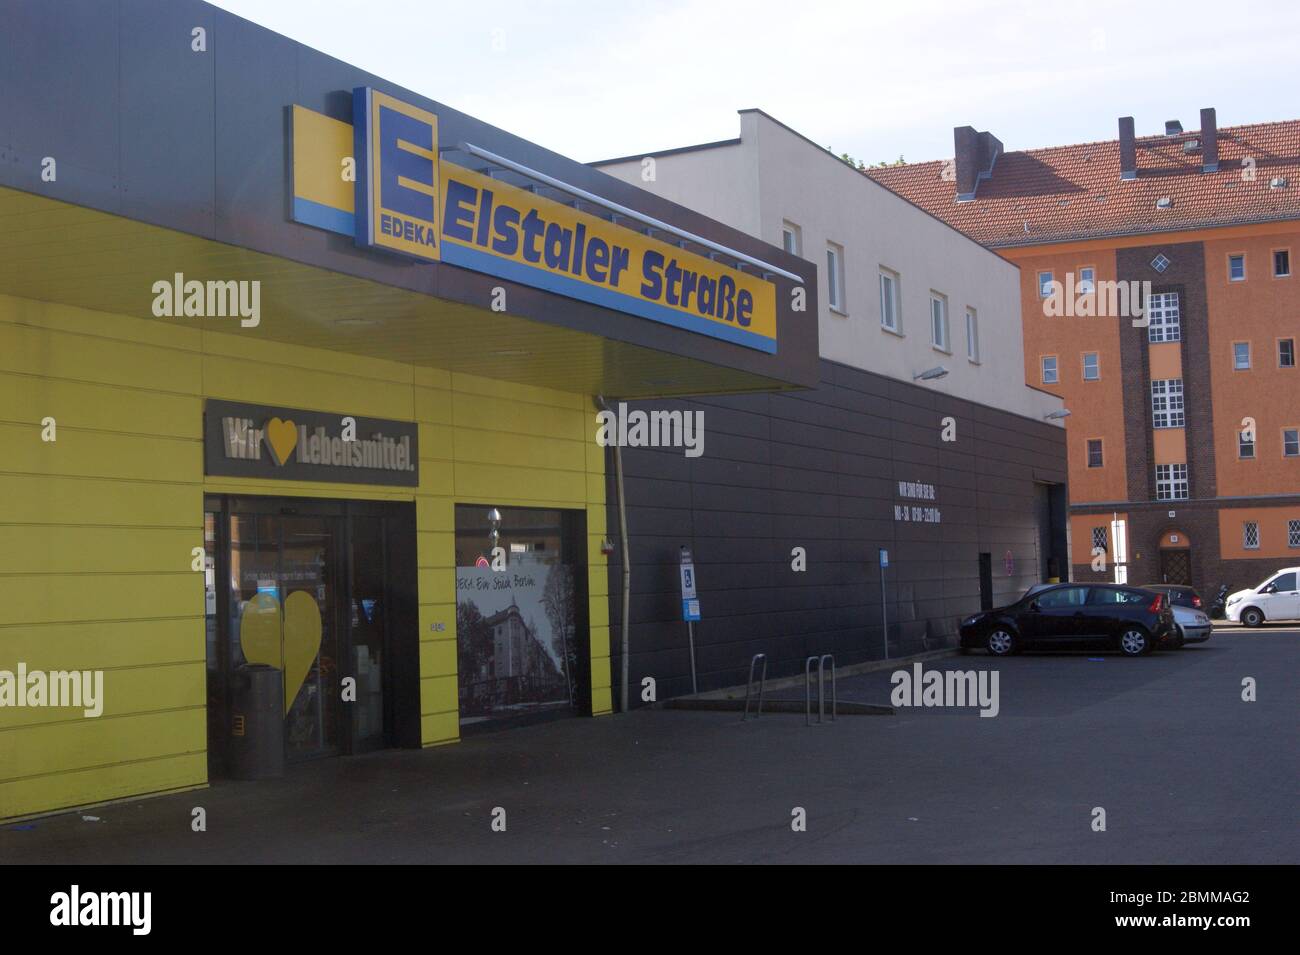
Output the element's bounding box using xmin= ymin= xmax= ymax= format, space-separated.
xmin=605 ymin=359 xmax=1068 ymax=706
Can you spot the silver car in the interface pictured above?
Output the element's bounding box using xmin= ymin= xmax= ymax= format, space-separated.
xmin=1141 ymin=584 xmax=1212 ymax=645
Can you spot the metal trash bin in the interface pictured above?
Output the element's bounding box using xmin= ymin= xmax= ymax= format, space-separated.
xmin=229 ymin=664 xmax=285 ymax=779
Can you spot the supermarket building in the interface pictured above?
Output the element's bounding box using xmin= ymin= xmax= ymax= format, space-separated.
xmin=0 ymin=0 xmax=816 ymax=820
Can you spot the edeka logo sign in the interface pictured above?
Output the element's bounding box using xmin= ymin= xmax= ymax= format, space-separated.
xmin=292 ymin=93 xmax=777 ymax=353
xmin=353 ymin=88 xmax=440 ymax=262
xmin=203 ymin=399 xmax=419 ymax=488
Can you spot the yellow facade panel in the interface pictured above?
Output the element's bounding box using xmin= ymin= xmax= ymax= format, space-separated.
xmin=0 ymin=474 xmax=197 ymax=527
xmin=0 ymin=753 xmax=207 ymax=823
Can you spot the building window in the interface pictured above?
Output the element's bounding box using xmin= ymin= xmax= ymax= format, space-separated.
xmin=1083 ymin=352 xmax=1100 ymax=380
xmin=1229 ymin=254 xmax=1246 ymax=281
xmin=1041 ymin=355 xmax=1059 ymax=384
xmin=1087 ymin=439 xmax=1104 ymax=468
xmin=965 ymin=307 xmax=979 ymax=362
xmin=1243 ymin=521 xmax=1260 ymax=550
xmin=1151 ymin=253 xmax=1171 ymax=273
xmin=1274 ymin=249 xmax=1291 ymax=277
xmin=1151 ymin=378 xmax=1185 ymax=428
xmin=1155 ymin=463 xmax=1189 ymax=500
xmin=1146 ymin=291 xmax=1181 ymax=343
xmin=1284 ymin=428 xmax=1299 ymax=457
xmin=930 ymin=294 xmax=949 ymax=352
xmin=826 ymin=243 xmax=845 ymax=313
xmin=879 ymin=268 xmax=900 ymax=332
xmin=1289 ymin=519 xmax=1300 ymax=548
xmin=782 ymin=221 xmax=802 ymax=256
xmin=1233 ymin=342 xmax=1251 ymax=370
xmin=1239 ymin=428 xmax=1256 ymax=459
xmin=1078 ymin=267 xmax=1095 ymax=294
xmin=1091 ymin=526 xmax=1108 ymax=551
xmin=1280 ymin=339 xmax=1295 ymax=368
xmin=1038 ymin=271 xmax=1053 ymax=298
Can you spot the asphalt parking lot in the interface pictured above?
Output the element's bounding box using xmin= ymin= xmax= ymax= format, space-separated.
xmin=2 ymin=626 xmax=1295 ymax=864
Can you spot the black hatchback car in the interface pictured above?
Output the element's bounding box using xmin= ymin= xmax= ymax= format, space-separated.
xmin=958 ymin=583 xmax=1176 ymax=656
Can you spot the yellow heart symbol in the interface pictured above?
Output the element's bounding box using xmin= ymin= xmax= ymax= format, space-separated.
xmin=263 ymin=418 xmax=298 ymax=466
xmin=239 ymin=590 xmax=323 ymax=714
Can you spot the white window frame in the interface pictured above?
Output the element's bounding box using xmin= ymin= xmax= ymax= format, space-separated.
xmin=1155 ymin=463 xmax=1189 ymax=501
xmin=1285 ymin=428 xmax=1300 ymax=457
xmin=1147 ymin=291 xmax=1181 ymax=343
xmin=1243 ymin=521 xmax=1260 ymax=550
xmin=1239 ymin=428 xmax=1256 ymax=459
xmin=1078 ymin=267 xmax=1095 ymax=294
xmin=782 ymin=221 xmax=802 ymax=256
xmin=930 ymin=293 xmax=950 ymax=352
xmin=1233 ymin=342 xmax=1251 ymax=370
xmin=1151 ymin=378 xmax=1185 ymax=429
xmin=1280 ymin=338 xmax=1296 ymax=368
xmin=1229 ymin=254 xmax=1246 ymax=282
xmin=879 ymin=268 xmax=901 ymax=333
xmin=1041 ymin=355 xmax=1059 ymax=384
xmin=1038 ymin=271 xmax=1054 ymax=298
xmin=826 ymin=243 xmax=846 ymax=314
xmin=965 ymin=307 xmax=979 ymax=363
xmin=1274 ymin=249 xmax=1291 ymax=278
xmin=1083 ymin=352 xmax=1100 ymax=381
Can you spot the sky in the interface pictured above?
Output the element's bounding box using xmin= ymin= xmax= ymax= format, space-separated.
xmin=208 ymin=0 xmax=1300 ymax=166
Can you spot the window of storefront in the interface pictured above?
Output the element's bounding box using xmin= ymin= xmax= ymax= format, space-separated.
xmin=453 ymin=505 xmax=590 ymax=730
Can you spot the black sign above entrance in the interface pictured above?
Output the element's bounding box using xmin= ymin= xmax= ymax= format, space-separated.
xmin=204 ymin=400 xmax=419 ymax=487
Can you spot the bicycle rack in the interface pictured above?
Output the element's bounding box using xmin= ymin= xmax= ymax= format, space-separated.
xmin=805 ymin=654 xmax=837 ymax=725
xmin=742 ymin=653 xmax=767 ymax=721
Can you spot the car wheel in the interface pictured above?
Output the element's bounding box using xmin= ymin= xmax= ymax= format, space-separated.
xmin=986 ymin=628 xmax=1016 ymax=656
xmin=1241 ymin=607 xmax=1264 ymax=628
xmin=1119 ymin=628 xmax=1150 ymax=656
xmin=1173 ymin=625 xmax=1186 ymax=649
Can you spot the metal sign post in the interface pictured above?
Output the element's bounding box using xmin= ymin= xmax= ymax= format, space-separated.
xmin=679 ymin=546 xmax=700 ymax=694
xmin=879 ymin=548 xmax=889 ymax=660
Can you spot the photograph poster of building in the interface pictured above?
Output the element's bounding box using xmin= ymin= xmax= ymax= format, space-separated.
xmin=455 ymin=558 xmax=579 ymax=725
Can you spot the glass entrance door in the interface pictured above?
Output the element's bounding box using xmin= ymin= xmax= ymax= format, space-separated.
xmin=206 ymin=496 xmax=414 ymax=773
xmin=228 ymin=511 xmax=342 ymax=761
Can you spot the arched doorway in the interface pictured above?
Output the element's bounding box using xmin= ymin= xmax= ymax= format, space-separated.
xmin=1157 ymin=529 xmax=1192 ymax=585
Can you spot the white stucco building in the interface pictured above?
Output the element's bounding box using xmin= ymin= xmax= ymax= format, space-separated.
xmin=592 ymin=109 xmax=1062 ymax=422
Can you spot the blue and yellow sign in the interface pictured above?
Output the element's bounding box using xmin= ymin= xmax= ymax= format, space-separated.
xmin=353 ymin=87 xmax=440 ymax=262
xmin=290 ymin=91 xmax=776 ymax=352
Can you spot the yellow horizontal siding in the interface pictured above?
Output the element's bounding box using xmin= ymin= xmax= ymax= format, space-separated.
xmin=0 ymin=474 xmax=197 ymax=527
xmin=0 ymin=662 xmax=205 ymax=730
xmin=0 ymin=289 xmax=609 ymax=820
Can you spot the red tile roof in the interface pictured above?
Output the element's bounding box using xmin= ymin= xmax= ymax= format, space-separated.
xmin=865 ymin=120 xmax=1300 ymax=248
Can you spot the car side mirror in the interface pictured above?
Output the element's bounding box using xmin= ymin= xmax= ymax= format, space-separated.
xmin=1028 ymin=600 xmax=1041 ymax=612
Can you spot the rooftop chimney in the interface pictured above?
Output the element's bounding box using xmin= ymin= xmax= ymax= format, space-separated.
xmin=1165 ymin=119 xmax=1183 ymax=136
xmin=1201 ymin=107 xmax=1219 ymax=172
xmin=953 ymin=126 xmax=1002 ymax=201
xmin=1119 ymin=116 xmax=1137 ymax=180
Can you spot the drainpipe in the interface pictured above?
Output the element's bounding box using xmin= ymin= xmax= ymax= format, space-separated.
xmin=596 ymin=395 xmax=632 ymax=712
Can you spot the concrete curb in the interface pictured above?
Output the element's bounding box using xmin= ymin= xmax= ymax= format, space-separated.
xmin=687 ymin=647 xmax=958 ymax=701
xmin=651 ymin=646 xmax=959 ymax=715
xmin=663 ymin=698 xmax=894 ymax=716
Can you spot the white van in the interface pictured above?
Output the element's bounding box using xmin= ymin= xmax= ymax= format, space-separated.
xmin=1225 ymin=568 xmax=1300 ymax=627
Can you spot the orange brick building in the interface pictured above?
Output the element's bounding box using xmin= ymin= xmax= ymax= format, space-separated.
xmin=869 ymin=109 xmax=1300 ymax=592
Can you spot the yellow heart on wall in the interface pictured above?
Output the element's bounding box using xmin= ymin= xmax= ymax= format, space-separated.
xmin=263 ymin=417 xmax=298 ymax=466
xmin=239 ymin=590 xmax=323 ymax=714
